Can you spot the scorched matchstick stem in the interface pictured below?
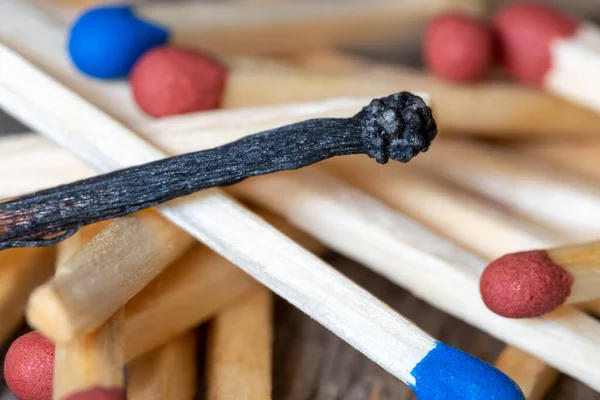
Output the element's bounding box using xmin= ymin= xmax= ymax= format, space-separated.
xmin=0 ymin=92 xmax=435 ymax=250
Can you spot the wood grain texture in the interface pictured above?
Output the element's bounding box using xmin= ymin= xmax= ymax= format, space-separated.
xmin=207 ymin=287 xmax=272 ymax=400
xmin=0 ymin=247 xmax=54 ymax=346
xmin=128 ymin=331 xmax=197 ymax=400
xmin=27 ymin=211 xmax=194 ymax=342
xmin=53 ymin=223 xmax=124 ymax=400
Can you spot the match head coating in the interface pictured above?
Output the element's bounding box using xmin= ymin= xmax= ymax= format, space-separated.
xmin=63 ymin=387 xmax=126 ymax=400
xmin=358 ymin=92 xmax=437 ymax=164
xmin=424 ymin=13 xmax=494 ymax=82
xmin=410 ymin=342 xmax=525 ymax=399
xmin=130 ymin=46 xmax=228 ymax=117
xmin=493 ymin=3 xmax=580 ymax=85
xmin=4 ymin=331 xmax=54 ymax=400
xmin=68 ymin=6 xmax=170 ymax=79
xmin=480 ymin=250 xmax=574 ymax=318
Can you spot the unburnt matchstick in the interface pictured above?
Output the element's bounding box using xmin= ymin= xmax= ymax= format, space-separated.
xmin=412 ymin=140 xmax=600 ymax=241
xmin=480 ymin=241 xmax=600 ymax=318
xmin=5 ymin=0 xmax=600 ymax=138
xmin=494 ymin=3 xmax=600 ymax=114
xmin=52 ymin=225 xmax=125 ymax=400
xmin=207 ymin=287 xmax=272 ymax=400
xmin=128 ymin=331 xmax=197 ymax=400
xmin=0 ymin=247 xmax=54 ymax=345
xmin=27 ymin=211 xmax=194 ymax=341
xmin=0 ymin=91 xmax=436 ymax=250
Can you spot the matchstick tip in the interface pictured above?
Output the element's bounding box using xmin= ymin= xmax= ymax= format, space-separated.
xmin=493 ymin=3 xmax=580 ymax=85
xmin=358 ymin=92 xmax=437 ymax=164
xmin=480 ymin=250 xmax=573 ymax=318
xmin=131 ymin=46 xmax=228 ymax=117
xmin=4 ymin=331 xmax=54 ymax=400
xmin=410 ymin=342 xmax=525 ymax=399
xmin=424 ymin=13 xmax=494 ymax=83
xmin=68 ymin=5 xmax=170 ymax=79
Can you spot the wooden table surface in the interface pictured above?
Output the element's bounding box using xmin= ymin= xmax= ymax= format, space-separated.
xmin=0 ymin=105 xmax=597 ymax=400
xmin=1 ymin=0 xmax=600 ymax=396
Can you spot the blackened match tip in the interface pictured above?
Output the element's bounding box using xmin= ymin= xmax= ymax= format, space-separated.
xmin=357 ymin=92 xmax=437 ymax=164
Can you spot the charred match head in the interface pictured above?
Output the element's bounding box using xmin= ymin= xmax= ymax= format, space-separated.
xmin=357 ymin=92 xmax=437 ymax=164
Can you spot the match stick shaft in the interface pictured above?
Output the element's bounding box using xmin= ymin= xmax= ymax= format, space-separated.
xmin=27 ymin=211 xmax=195 ymax=342
xmin=207 ymin=287 xmax=272 ymax=400
xmin=411 ymin=140 xmax=600 ymax=241
xmin=128 ymin=331 xmax=197 ymax=400
xmin=495 ymin=347 xmax=559 ymax=400
xmin=53 ymin=223 xmax=124 ymax=400
xmin=0 ymin=247 xmax=54 ymax=345
xmin=523 ymin=142 xmax=600 ymax=317
xmin=124 ymin=212 xmax=326 ymax=362
xmin=547 ymin=242 xmax=600 ymax=303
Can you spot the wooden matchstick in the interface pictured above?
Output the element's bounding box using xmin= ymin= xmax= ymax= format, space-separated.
xmin=523 ymin=140 xmax=600 ymax=182
xmin=411 ymin=139 xmax=600 ymax=241
xmin=124 ymin=211 xmax=325 ymax=362
xmin=27 ymin=211 xmax=195 ymax=342
xmin=494 ymin=347 xmax=560 ymax=400
xmin=53 ymin=223 xmax=125 ymax=400
xmin=128 ymin=331 xmax=197 ymax=400
xmin=3 ymin=0 xmax=600 ymax=139
xmin=39 ymin=0 xmax=483 ymax=55
xmin=207 ymin=287 xmax=272 ymax=400
xmin=495 ymin=3 xmax=600 ymax=115
xmin=0 ymin=247 xmax=54 ymax=345
xmin=0 ymin=43 xmax=527 ymax=398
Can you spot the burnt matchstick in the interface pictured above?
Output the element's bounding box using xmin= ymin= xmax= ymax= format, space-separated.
xmin=0 ymin=92 xmax=435 ymax=250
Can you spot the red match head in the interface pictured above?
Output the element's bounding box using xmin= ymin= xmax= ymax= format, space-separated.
xmin=480 ymin=250 xmax=574 ymax=318
xmin=63 ymin=387 xmax=126 ymax=400
xmin=130 ymin=46 xmax=228 ymax=118
xmin=4 ymin=331 xmax=54 ymax=400
xmin=493 ymin=3 xmax=580 ymax=85
xmin=424 ymin=13 xmax=494 ymax=83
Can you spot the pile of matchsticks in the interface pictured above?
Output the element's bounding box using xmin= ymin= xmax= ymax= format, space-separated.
xmin=2 ymin=0 xmax=600 ymax=399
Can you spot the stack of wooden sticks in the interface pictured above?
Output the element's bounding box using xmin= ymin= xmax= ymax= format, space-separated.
xmin=1 ymin=0 xmax=600 ymax=399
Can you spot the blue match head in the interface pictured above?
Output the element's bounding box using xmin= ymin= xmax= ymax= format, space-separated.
xmin=410 ymin=342 xmax=525 ymax=400
xmin=67 ymin=5 xmax=170 ymax=79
